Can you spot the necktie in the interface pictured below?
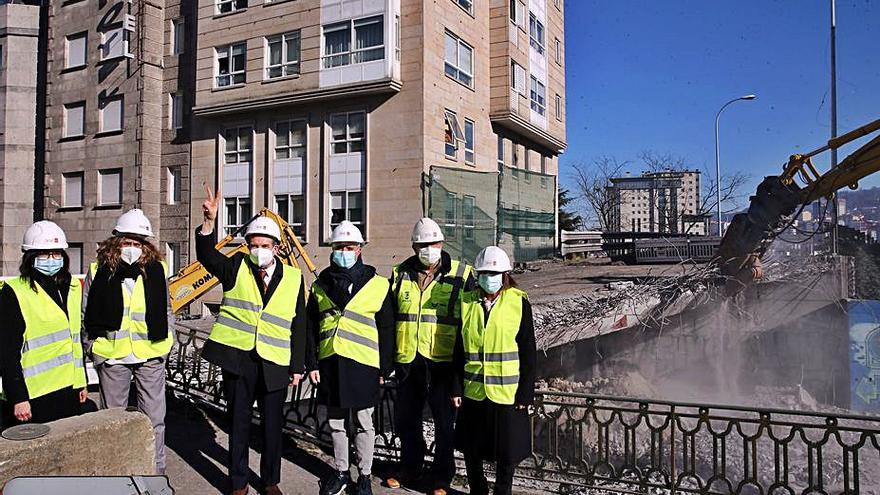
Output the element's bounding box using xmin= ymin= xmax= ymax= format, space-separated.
xmin=259 ymin=269 xmax=268 ymax=294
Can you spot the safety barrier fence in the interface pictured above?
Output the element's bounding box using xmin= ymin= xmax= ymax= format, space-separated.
xmin=167 ymin=325 xmax=880 ymax=494
xmin=560 ymin=230 xmax=603 ymax=258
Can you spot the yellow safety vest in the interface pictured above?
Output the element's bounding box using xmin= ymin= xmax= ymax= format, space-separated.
xmin=313 ymin=275 xmax=389 ymax=369
xmin=6 ymin=276 xmax=87 ymax=399
xmin=89 ymin=261 xmax=174 ymax=360
xmin=460 ymin=287 xmax=526 ymax=405
xmin=393 ymin=259 xmax=471 ymax=363
xmin=209 ymin=260 xmax=302 ymax=366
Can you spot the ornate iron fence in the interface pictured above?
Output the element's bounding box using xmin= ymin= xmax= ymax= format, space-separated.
xmin=168 ymin=325 xmax=880 ymax=494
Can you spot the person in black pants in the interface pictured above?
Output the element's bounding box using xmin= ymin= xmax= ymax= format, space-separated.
xmin=197 ymin=188 xmax=307 ymax=495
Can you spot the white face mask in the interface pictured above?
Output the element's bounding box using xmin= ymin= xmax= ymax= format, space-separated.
xmin=249 ymin=247 xmax=275 ymax=268
xmin=121 ymin=246 xmax=143 ymax=265
xmin=418 ymin=246 xmax=442 ymax=267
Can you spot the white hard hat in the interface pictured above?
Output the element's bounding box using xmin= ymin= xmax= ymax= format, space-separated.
xmin=411 ymin=217 xmax=445 ymax=243
xmin=114 ymin=209 xmax=154 ymax=237
xmin=245 ymin=216 xmax=282 ymax=242
xmin=474 ymin=246 xmax=512 ymax=272
xmin=330 ymin=221 xmax=365 ymax=245
xmin=22 ymin=220 xmax=68 ymax=251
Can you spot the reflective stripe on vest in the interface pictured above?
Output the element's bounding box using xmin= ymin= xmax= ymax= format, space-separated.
xmin=460 ymin=287 xmax=526 ymax=405
xmin=89 ymin=261 xmax=174 ymax=360
xmin=209 ymin=260 xmax=301 ymax=366
xmin=6 ymin=276 xmax=87 ymax=399
xmin=313 ymin=275 xmax=389 ymax=369
xmin=393 ymin=259 xmax=472 ymax=364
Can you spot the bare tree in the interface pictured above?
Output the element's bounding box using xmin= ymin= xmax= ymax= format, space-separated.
xmin=570 ymin=156 xmax=629 ymax=231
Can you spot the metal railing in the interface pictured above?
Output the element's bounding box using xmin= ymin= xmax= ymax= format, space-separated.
xmin=167 ymin=326 xmax=880 ymax=494
xmin=633 ymin=236 xmax=722 ymax=264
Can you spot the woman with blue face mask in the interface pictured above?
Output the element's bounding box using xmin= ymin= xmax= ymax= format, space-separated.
xmin=304 ymin=221 xmax=396 ymax=495
xmin=451 ymin=246 xmax=537 ymax=495
xmin=0 ymin=221 xmax=88 ymax=427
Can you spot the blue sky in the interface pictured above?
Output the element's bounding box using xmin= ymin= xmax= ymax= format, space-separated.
xmin=560 ymin=0 xmax=880 ymax=211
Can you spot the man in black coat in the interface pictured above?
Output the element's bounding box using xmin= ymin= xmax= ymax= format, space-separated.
xmin=305 ymin=221 xmax=395 ymax=495
xmin=198 ymin=188 xmax=307 ymax=495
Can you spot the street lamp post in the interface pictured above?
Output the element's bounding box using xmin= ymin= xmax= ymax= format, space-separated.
xmin=714 ymin=94 xmax=756 ymax=236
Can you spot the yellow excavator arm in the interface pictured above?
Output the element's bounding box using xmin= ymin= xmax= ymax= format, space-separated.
xmin=716 ymin=118 xmax=880 ymax=295
xmin=168 ymin=209 xmax=318 ymax=313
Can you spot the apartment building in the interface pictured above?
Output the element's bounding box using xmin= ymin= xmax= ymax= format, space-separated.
xmin=0 ymin=2 xmax=40 ymax=276
xmin=39 ymin=0 xmax=195 ymax=276
xmin=608 ymin=170 xmax=708 ymax=235
xmin=29 ymin=0 xmax=565 ymax=282
xmin=190 ymin=0 xmax=567 ymax=269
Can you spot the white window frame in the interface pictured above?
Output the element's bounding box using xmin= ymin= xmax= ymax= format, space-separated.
xmin=444 ymin=110 xmax=464 ymax=159
xmin=275 ymin=119 xmax=307 ymax=160
xmin=265 ymin=31 xmax=301 ymax=79
xmin=555 ymin=37 xmax=562 ymax=65
xmin=529 ymin=13 xmax=545 ymax=55
xmin=510 ymin=60 xmax=526 ymax=95
xmin=172 ymin=18 xmax=184 ymax=55
xmin=322 ymin=16 xmax=385 ymax=69
xmin=497 ymin=135 xmax=505 ymax=167
xmin=224 ymin=197 xmax=252 ymax=236
xmin=464 ymin=118 xmax=475 ymax=165
xmin=68 ymin=243 xmax=84 ymax=276
xmin=444 ymin=31 xmax=473 ymax=87
xmin=275 ymin=194 xmax=305 ymax=237
xmin=170 ymin=92 xmax=183 ymax=130
xmin=454 ymin=0 xmax=473 ymax=15
xmin=97 ymin=168 xmax=122 ymax=206
xmin=99 ymin=95 xmax=124 ymax=133
xmin=555 ymin=94 xmax=562 ymax=120
xmin=444 ymin=191 xmax=457 ymax=239
xmin=65 ymin=32 xmax=88 ymax=69
xmin=100 ymin=27 xmax=127 ymax=61
xmin=510 ymin=0 xmax=526 ymax=27
xmin=224 ymin=126 xmax=253 ymax=165
xmin=216 ymin=0 xmax=247 ymax=15
xmin=62 ymin=171 xmax=84 ymax=208
xmin=330 ymin=190 xmax=365 ymax=230
xmin=215 ymin=42 xmax=247 ymax=88
xmin=64 ymin=101 xmax=86 ymax=138
xmin=530 ymin=75 xmax=546 ymax=116
xmin=395 ymin=15 xmax=401 ymax=61
xmin=165 ymin=243 xmax=181 ymax=276
xmin=167 ymin=166 xmax=181 ymax=204
xmin=329 ymin=111 xmax=366 ymax=155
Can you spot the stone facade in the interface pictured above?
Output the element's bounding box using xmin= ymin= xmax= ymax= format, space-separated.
xmin=0 ymin=3 xmax=40 ymax=276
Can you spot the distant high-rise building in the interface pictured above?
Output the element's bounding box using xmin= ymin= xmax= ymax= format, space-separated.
xmin=608 ymin=170 xmax=707 ymax=235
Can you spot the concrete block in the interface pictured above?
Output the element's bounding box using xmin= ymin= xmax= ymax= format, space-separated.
xmin=0 ymin=409 xmax=155 ymax=485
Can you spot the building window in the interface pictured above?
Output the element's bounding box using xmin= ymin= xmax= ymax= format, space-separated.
xmin=444 ymin=192 xmax=457 ymax=238
xmin=65 ymin=32 xmax=88 ymax=69
xmin=444 ymin=31 xmax=473 ymax=87
xmin=510 ymin=60 xmax=526 ymax=95
xmin=216 ymin=42 xmax=246 ymax=87
xmin=223 ymin=127 xmax=253 ymax=235
xmin=62 ymin=172 xmax=84 ymax=208
xmin=510 ymin=0 xmax=526 ymax=27
xmin=530 ymin=75 xmax=546 ymax=115
xmin=170 ymin=92 xmax=183 ymax=129
xmin=497 ymin=135 xmax=504 ymax=167
xmin=330 ymin=191 xmax=364 ymax=230
xmin=276 ymin=194 xmax=305 ymax=237
xmin=172 ymin=18 xmax=184 ymax=55
xmin=330 ymin=112 xmax=366 ymax=154
xmin=266 ymin=32 xmax=300 ymax=79
xmin=529 ymin=13 xmax=545 ymax=54
xmin=464 ymin=118 xmax=475 ymax=164
xmin=166 ymin=243 xmax=182 ymax=276
xmin=455 ymin=0 xmax=473 ymax=15
xmin=98 ymin=168 xmax=122 ymax=206
xmin=101 ymin=27 xmax=126 ymax=60
xmin=167 ymin=166 xmax=181 ymax=204
xmin=395 ymin=15 xmax=401 ymax=61
xmin=555 ymin=94 xmax=562 ymax=120
xmin=524 ymin=206 xmax=532 ymax=243
xmin=217 ymin=0 xmax=247 ymax=15
xmin=462 ymin=195 xmax=475 ymax=241
xmin=444 ymin=110 xmax=464 ymax=159
xmin=67 ymin=243 xmax=84 ymax=275
xmin=0 ymin=45 xmax=3 ymax=71
xmin=275 ymin=120 xmax=307 ymax=159
xmin=64 ymin=102 xmax=86 ymax=138
xmin=555 ymin=37 xmax=562 ymax=65
xmin=100 ymin=96 xmax=123 ymax=133
xmin=323 ymin=16 xmax=384 ymax=68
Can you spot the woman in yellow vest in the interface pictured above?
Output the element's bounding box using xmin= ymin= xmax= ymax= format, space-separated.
xmin=0 ymin=221 xmax=87 ymax=426
xmin=451 ymin=246 xmax=536 ymax=495
xmin=82 ymin=209 xmax=173 ymax=474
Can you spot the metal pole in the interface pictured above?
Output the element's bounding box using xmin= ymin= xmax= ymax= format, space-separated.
xmin=714 ymin=95 xmax=756 ymax=236
xmin=830 ymin=0 xmax=839 ymax=254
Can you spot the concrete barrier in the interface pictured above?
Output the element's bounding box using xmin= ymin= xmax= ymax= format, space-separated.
xmin=0 ymin=409 xmax=155 ymax=486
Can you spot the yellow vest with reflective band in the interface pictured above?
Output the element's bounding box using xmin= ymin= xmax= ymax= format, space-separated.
xmin=460 ymin=287 xmax=526 ymax=405
xmin=313 ymin=275 xmax=389 ymax=369
xmin=209 ymin=260 xmax=301 ymax=366
xmin=89 ymin=261 xmax=174 ymax=360
xmin=393 ymin=259 xmax=472 ymax=364
xmin=6 ymin=276 xmax=87 ymax=399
